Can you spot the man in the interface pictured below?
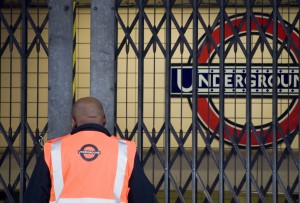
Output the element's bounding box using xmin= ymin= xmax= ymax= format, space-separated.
xmin=24 ymin=97 xmax=156 ymax=203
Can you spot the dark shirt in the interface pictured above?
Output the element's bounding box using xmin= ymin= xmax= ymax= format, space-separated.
xmin=24 ymin=124 xmax=156 ymax=203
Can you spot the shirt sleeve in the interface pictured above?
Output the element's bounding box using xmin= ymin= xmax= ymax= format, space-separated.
xmin=23 ymin=151 xmax=51 ymax=203
xmin=128 ymin=154 xmax=157 ymax=203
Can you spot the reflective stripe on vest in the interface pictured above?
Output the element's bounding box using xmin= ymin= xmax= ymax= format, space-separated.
xmin=114 ymin=140 xmax=128 ymax=202
xmin=51 ymin=140 xmax=64 ymax=201
xmin=50 ymin=198 xmax=124 ymax=203
xmin=51 ymin=139 xmax=128 ymax=202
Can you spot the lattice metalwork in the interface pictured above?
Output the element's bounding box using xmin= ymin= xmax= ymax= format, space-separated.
xmin=0 ymin=1 xmax=48 ymax=202
xmin=115 ymin=0 xmax=300 ymax=202
xmin=1 ymin=0 xmax=300 ymax=202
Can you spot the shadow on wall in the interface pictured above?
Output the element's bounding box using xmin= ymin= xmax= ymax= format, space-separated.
xmin=0 ymin=191 xmax=19 ymax=203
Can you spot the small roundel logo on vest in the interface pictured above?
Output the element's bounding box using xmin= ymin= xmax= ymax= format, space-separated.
xmin=78 ymin=144 xmax=101 ymax=161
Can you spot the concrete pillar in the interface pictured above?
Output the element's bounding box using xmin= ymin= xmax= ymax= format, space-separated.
xmin=90 ymin=0 xmax=115 ymax=135
xmin=48 ymin=0 xmax=73 ymax=139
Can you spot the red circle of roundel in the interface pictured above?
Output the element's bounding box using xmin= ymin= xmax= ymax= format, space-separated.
xmin=197 ymin=14 xmax=299 ymax=147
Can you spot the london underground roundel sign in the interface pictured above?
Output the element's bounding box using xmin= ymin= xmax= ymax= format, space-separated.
xmin=171 ymin=13 xmax=299 ymax=147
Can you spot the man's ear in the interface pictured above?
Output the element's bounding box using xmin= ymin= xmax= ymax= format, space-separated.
xmin=72 ymin=119 xmax=77 ymax=128
xmin=103 ymin=115 xmax=106 ymax=126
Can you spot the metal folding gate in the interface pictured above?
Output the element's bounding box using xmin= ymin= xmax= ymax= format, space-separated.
xmin=0 ymin=0 xmax=48 ymax=202
xmin=0 ymin=0 xmax=300 ymax=202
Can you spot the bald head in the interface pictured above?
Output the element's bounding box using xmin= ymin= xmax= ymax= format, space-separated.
xmin=72 ymin=97 xmax=106 ymax=127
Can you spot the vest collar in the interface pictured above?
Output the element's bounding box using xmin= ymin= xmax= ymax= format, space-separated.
xmin=71 ymin=124 xmax=112 ymax=137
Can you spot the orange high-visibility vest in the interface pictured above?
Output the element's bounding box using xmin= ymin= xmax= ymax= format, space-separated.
xmin=44 ymin=131 xmax=136 ymax=203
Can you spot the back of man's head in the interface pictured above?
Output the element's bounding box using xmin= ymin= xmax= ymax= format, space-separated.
xmin=72 ymin=97 xmax=106 ymax=127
